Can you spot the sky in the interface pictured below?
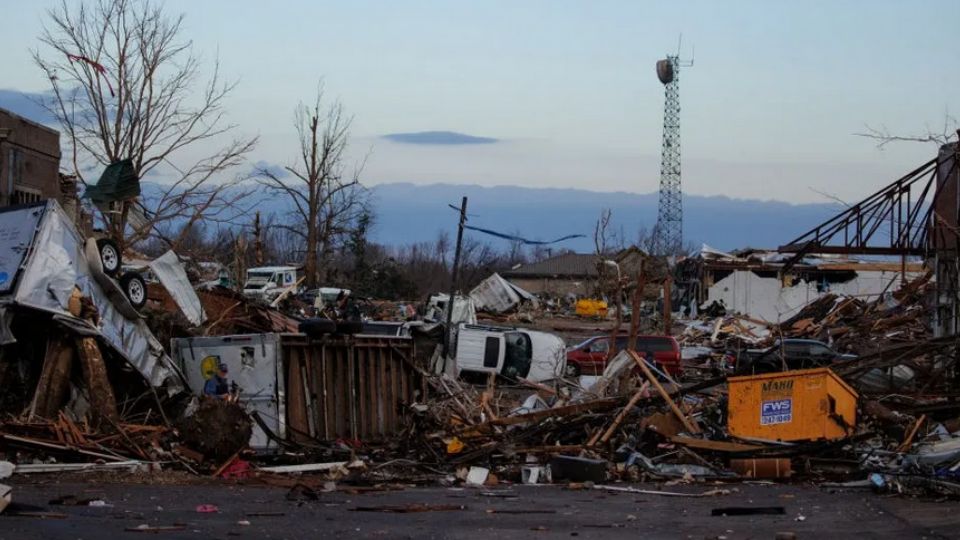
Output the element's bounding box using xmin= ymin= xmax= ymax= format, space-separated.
xmin=0 ymin=0 xmax=957 ymax=204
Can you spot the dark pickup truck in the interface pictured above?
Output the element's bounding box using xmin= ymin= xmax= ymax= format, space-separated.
xmin=734 ymin=338 xmax=856 ymax=375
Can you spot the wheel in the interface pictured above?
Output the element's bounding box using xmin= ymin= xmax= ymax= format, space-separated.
xmin=96 ymin=238 xmax=121 ymax=276
xmin=119 ymin=272 xmax=147 ymax=309
xmin=564 ymin=362 xmax=581 ymax=378
xmin=336 ymin=320 xmax=363 ymax=335
xmin=298 ymin=318 xmax=337 ymax=337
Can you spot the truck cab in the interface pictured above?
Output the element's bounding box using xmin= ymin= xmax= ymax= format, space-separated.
xmin=242 ymin=266 xmax=298 ymax=300
xmin=453 ymin=323 xmax=566 ymax=382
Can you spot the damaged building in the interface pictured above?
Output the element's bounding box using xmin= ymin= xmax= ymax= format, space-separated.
xmin=0 ymin=108 xmax=68 ymax=207
xmin=503 ymin=251 xmax=647 ymax=297
xmin=676 ymin=246 xmax=924 ymax=323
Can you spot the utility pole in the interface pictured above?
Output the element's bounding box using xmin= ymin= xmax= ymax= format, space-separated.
xmin=444 ymin=197 xmax=468 ymax=358
xmin=253 ymin=211 xmax=264 ymax=266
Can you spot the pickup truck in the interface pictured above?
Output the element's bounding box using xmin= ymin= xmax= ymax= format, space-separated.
xmin=453 ymin=323 xmax=566 ymax=382
xmin=734 ymin=338 xmax=856 ymax=375
xmin=565 ymin=334 xmax=682 ymax=377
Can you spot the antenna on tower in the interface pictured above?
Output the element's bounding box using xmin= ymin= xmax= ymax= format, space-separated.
xmin=652 ymin=40 xmax=694 ymax=256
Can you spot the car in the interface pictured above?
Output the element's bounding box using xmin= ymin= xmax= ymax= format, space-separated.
xmin=734 ymin=338 xmax=856 ymax=375
xmin=565 ymin=334 xmax=682 ymax=377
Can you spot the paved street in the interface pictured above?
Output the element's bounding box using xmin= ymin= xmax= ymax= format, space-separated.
xmin=2 ymin=479 xmax=958 ymax=539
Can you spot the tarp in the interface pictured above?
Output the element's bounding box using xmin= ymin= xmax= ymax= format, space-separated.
xmin=149 ymin=250 xmax=206 ymax=326
xmin=1 ymin=200 xmax=184 ymax=392
xmin=469 ymin=273 xmax=538 ymax=313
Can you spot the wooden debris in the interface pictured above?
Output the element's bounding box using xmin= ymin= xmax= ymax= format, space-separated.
xmin=629 ymin=351 xmax=700 ymax=434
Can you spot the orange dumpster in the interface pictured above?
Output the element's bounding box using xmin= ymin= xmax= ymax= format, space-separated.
xmin=727 ymin=367 xmax=857 ymax=442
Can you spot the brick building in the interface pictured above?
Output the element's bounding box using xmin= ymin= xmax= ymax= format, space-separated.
xmin=0 ymin=107 xmax=62 ymax=206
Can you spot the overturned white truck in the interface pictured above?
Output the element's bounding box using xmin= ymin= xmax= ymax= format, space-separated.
xmin=0 ymin=200 xmax=187 ymax=392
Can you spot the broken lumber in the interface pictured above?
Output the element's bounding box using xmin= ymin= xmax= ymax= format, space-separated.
xmin=590 ymin=382 xmax=649 ymax=446
xmin=629 ymin=351 xmax=700 ymax=434
xmin=669 ymin=436 xmax=765 ymax=453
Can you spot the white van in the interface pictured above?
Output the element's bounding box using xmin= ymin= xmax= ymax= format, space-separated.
xmin=242 ymin=266 xmax=298 ymax=300
xmin=453 ymin=323 xmax=566 ymax=382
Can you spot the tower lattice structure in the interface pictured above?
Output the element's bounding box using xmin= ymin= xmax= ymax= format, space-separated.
xmin=653 ymin=55 xmax=683 ymax=256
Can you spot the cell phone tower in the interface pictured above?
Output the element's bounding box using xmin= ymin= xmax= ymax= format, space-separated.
xmin=652 ymin=49 xmax=693 ymax=256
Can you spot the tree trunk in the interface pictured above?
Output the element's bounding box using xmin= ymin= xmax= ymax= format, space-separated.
xmin=305 ymin=204 xmax=319 ymax=288
xmin=75 ymin=337 xmax=119 ymax=429
xmin=30 ymin=333 xmax=74 ymax=418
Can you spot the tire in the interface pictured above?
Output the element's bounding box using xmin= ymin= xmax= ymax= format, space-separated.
xmin=564 ymin=362 xmax=581 ymax=378
xmin=97 ymin=238 xmax=122 ymax=276
xmin=335 ymin=320 xmax=363 ymax=335
xmin=299 ymin=318 xmax=336 ymax=337
xmin=120 ymin=272 xmax=147 ymax=309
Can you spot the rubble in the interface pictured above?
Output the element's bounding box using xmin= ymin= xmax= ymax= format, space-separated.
xmin=0 ymin=200 xmax=956 ymax=508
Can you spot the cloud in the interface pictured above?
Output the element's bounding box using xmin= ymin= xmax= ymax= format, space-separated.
xmin=251 ymin=160 xmax=289 ymax=178
xmin=0 ymin=88 xmax=59 ymax=126
xmin=382 ymin=130 xmax=499 ymax=145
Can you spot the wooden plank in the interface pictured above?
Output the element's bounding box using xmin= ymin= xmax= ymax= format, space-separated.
xmin=357 ymin=347 xmax=367 ymax=439
xmin=629 ymin=351 xmax=700 ymax=434
xmin=669 ymin=435 xmax=765 ymax=453
xmin=897 ymin=414 xmax=926 ymax=452
xmin=366 ymin=348 xmax=377 ymax=437
xmin=300 ymin=359 xmax=316 ymax=437
xmin=285 ymin=349 xmax=308 ymax=442
xmin=306 ymin=343 xmax=321 ymax=438
xmin=337 ymin=347 xmax=348 ymax=438
xmin=390 ymin=354 xmax=400 ymax=433
xmin=590 ymin=382 xmax=650 ymax=446
xmin=322 ymin=344 xmax=332 ymax=439
xmin=378 ymin=350 xmax=388 ymax=436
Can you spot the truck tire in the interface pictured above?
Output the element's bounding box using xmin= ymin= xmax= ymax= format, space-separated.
xmin=299 ymin=318 xmax=336 ymax=337
xmin=120 ymin=272 xmax=147 ymax=309
xmin=97 ymin=238 xmax=122 ymax=276
xmin=564 ymin=362 xmax=581 ymax=378
xmin=335 ymin=320 xmax=363 ymax=335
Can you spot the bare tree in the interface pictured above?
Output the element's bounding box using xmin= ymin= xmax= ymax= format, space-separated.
xmin=33 ymin=0 xmax=257 ymax=251
xmin=257 ymin=85 xmax=367 ymax=288
xmin=856 ymin=112 xmax=959 ymax=149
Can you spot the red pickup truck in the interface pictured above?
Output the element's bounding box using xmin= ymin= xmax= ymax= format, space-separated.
xmin=565 ymin=334 xmax=682 ymax=377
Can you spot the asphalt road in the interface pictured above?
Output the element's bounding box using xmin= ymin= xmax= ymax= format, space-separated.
xmin=2 ymin=480 xmax=958 ymax=539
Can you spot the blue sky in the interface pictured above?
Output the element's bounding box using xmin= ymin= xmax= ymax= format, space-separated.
xmin=1 ymin=0 xmax=957 ymax=203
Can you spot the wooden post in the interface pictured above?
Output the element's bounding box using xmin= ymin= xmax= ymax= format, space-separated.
xmin=606 ymin=267 xmax=623 ymax=363
xmin=663 ymin=276 xmax=672 ymax=336
xmin=628 ymin=259 xmax=647 ymax=351
xmin=75 ymin=337 xmax=120 ymax=429
xmin=629 ymin=350 xmax=699 ymax=434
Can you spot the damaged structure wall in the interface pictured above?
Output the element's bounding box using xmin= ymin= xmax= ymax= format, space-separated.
xmin=705 ymin=268 xmax=922 ymax=323
xmin=0 ymin=108 xmax=62 ymax=206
